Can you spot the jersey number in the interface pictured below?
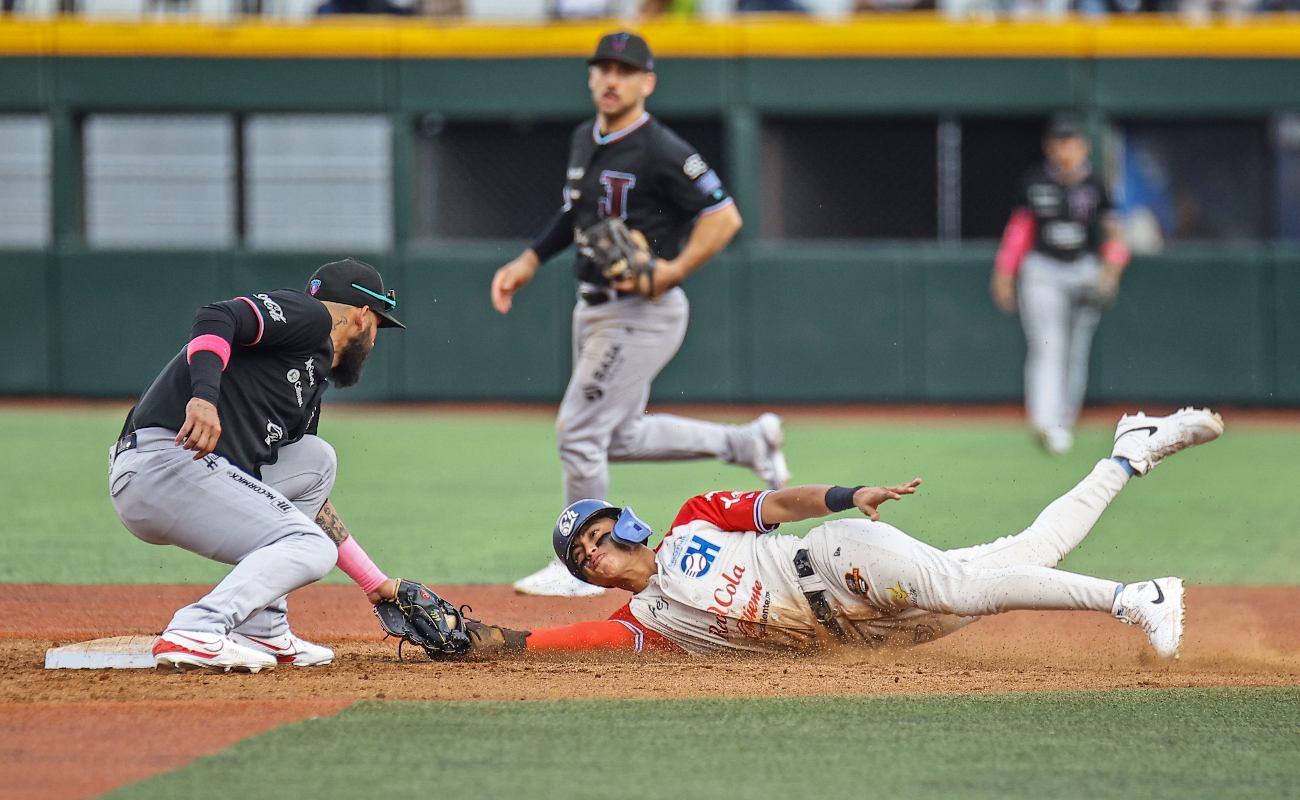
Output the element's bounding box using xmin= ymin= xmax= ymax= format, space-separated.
xmin=598 ymin=170 xmax=636 ymax=220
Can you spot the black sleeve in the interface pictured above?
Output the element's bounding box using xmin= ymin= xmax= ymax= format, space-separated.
xmin=305 ymin=399 xmax=322 ymax=436
xmin=655 ymin=129 xmax=733 ymax=217
xmin=187 ymin=299 xmax=263 ymax=405
xmin=530 ymin=206 xmax=575 ymax=263
xmin=240 ymin=290 xmax=333 ymax=352
xmin=1096 ymin=177 xmax=1114 ymax=213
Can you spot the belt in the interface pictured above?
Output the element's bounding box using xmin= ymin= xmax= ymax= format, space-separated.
xmin=794 ymin=549 xmax=847 ymax=643
xmin=113 ymin=431 xmax=137 ymax=459
xmin=578 ymin=285 xmax=636 ymax=306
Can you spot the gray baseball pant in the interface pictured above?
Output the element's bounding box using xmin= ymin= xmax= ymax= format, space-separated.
xmin=558 ymin=287 xmax=762 ymax=505
xmin=109 ymin=427 xmax=338 ymax=639
xmin=812 ymin=458 xmax=1130 ymax=646
xmin=1018 ymin=251 xmax=1103 ymax=439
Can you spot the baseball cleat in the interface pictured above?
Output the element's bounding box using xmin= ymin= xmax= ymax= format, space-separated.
xmin=752 ymin=413 xmax=792 ymax=491
xmin=1112 ymin=577 xmax=1185 ymax=659
xmin=1111 ymin=407 xmax=1224 ymax=476
xmin=513 ymin=557 xmax=606 ymax=597
xmin=152 ymin=630 xmax=277 ymax=673
xmin=230 ymin=631 xmax=334 ymax=666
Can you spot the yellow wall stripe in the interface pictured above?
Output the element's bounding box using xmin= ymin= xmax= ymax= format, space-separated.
xmin=1 ymin=15 xmax=1299 ymax=59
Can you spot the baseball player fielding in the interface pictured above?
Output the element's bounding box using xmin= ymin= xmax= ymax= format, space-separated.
xmin=109 ymin=258 xmax=406 ymax=673
xmin=491 ymin=31 xmax=789 ymax=598
xmin=378 ymin=407 xmax=1223 ymax=661
xmin=992 ymin=117 xmax=1132 ymax=456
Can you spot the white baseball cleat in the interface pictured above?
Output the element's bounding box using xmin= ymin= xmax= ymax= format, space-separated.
xmin=751 ymin=413 xmax=792 ymax=491
xmin=1112 ymin=577 xmax=1185 ymax=659
xmin=230 ymin=631 xmax=335 ymax=666
xmin=1112 ymin=407 xmax=1224 ymax=476
xmin=513 ymin=557 xmax=606 ymax=597
xmin=152 ymin=630 xmax=277 ymax=673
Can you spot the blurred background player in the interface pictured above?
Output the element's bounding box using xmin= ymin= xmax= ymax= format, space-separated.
xmin=491 ymin=31 xmax=791 ymax=597
xmin=991 ymin=117 xmax=1132 ymax=455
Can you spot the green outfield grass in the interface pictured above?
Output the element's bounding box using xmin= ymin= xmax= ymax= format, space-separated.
xmin=105 ymin=688 xmax=1300 ymax=800
xmin=1 ymin=405 xmax=1296 ymax=585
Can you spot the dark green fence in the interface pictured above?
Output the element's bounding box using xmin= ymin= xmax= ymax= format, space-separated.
xmin=4 ymin=243 xmax=1297 ymax=405
xmin=3 ymin=52 xmax=1299 ymax=404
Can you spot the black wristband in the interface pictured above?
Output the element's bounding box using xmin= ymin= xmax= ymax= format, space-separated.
xmin=825 ymin=486 xmax=864 ymax=513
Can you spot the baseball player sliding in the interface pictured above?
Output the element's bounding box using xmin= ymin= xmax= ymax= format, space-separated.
xmin=992 ymin=117 xmax=1131 ymax=455
xmin=373 ymin=408 xmax=1221 ymax=662
xmin=491 ymin=31 xmax=789 ymax=598
xmin=109 ymin=259 xmax=405 ymax=673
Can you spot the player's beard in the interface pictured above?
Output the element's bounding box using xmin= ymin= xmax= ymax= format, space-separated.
xmin=332 ymin=334 xmax=374 ymax=389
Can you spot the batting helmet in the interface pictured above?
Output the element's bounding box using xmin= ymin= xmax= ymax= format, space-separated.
xmin=553 ymin=500 xmax=654 ymax=580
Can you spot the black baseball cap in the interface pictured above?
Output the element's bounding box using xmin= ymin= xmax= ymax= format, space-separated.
xmin=1046 ymin=115 xmax=1086 ymax=140
xmin=589 ymin=31 xmax=654 ymax=72
xmin=307 ymin=258 xmax=405 ymax=329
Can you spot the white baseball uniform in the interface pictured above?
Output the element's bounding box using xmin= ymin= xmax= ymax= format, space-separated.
xmin=625 ymin=459 xmax=1131 ymax=655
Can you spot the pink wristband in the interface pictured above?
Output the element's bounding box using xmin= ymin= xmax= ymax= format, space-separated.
xmin=336 ymin=536 xmax=389 ymax=594
xmin=1100 ymin=239 xmax=1131 ymax=268
xmin=186 ymin=334 xmax=232 ymax=368
xmin=995 ymin=208 xmax=1036 ymax=278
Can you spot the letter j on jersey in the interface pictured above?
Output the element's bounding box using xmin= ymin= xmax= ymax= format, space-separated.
xmin=680 ymin=535 xmax=721 ymax=578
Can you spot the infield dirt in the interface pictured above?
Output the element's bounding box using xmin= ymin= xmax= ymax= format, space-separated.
xmin=4 ymin=583 xmax=1298 ymax=704
xmin=4 ymin=584 xmax=1298 ymax=800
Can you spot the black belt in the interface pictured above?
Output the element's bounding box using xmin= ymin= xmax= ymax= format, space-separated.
xmin=113 ymin=431 xmax=137 ymax=459
xmin=794 ymin=549 xmax=847 ymax=643
xmin=580 ymin=289 xmax=636 ymax=306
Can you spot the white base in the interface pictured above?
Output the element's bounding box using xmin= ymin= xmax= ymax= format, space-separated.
xmin=44 ymin=635 xmax=158 ymax=670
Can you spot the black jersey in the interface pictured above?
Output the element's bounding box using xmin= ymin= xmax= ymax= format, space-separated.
xmin=130 ymin=289 xmax=333 ymax=479
xmin=1020 ymin=163 xmax=1113 ymax=262
xmin=533 ymin=114 xmax=733 ymax=287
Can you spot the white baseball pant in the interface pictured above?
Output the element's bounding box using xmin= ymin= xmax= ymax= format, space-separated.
xmin=1018 ymin=251 xmax=1104 ymax=442
xmin=109 ymin=427 xmax=339 ymax=639
xmin=808 ymin=458 xmax=1130 ymax=646
xmin=557 ymin=286 xmax=764 ymax=504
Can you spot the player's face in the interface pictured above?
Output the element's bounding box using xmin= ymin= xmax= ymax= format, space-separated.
xmin=588 ymin=60 xmax=655 ymax=120
xmin=1045 ymin=135 xmax=1090 ymax=176
xmin=569 ymin=516 xmax=643 ymax=587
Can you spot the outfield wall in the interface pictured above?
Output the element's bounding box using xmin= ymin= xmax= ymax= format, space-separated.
xmin=5 ymin=244 xmax=1298 ymax=404
xmin=2 ymin=18 xmax=1299 ymax=404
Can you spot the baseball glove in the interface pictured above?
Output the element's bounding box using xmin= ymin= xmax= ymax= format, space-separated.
xmin=374 ymin=579 xmax=528 ymax=660
xmin=575 ymin=218 xmax=658 ymax=299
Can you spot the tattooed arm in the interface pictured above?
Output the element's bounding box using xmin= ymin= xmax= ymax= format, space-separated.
xmin=315 ymin=499 xmax=350 ymax=546
xmin=317 ymin=499 xmax=397 ymax=604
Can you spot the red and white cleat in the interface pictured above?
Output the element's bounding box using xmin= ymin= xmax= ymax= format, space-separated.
xmin=230 ymin=631 xmax=335 ymax=666
xmin=153 ymin=630 xmax=277 ymax=673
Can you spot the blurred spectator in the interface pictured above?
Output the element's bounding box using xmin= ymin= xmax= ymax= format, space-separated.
xmin=856 ymin=0 xmax=933 ymax=10
xmin=737 ymin=0 xmax=807 ymax=11
xmin=639 ymin=0 xmax=696 ymax=16
xmin=316 ymin=0 xmax=414 ymax=14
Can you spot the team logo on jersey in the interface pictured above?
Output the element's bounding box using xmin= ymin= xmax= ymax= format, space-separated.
xmin=558 ymin=509 xmax=580 ymax=537
xmin=598 ymin=170 xmax=636 ymax=219
xmin=287 ymin=369 xmax=304 ymax=407
xmin=304 ymin=357 xmax=316 ymax=387
xmin=264 ymin=421 xmax=284 ymax=447
xmin=309 ymin=279 xmax=322 ymax=296
xmin=886 ymin=582 xmax=913 ymax=606
xmin=679 ymin=534 xmax=721 ymax=578
xmin=683 ymin=154 xmax=708 ymax=180
xmin=254 ymin=293 xmax=287 ymax=324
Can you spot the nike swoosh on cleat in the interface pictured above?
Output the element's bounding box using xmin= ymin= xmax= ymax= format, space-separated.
xmin=1116 ymin=425 xmax=1159 ymax=442
xmin=1151 ymin=582 xmax=1165 ymax=604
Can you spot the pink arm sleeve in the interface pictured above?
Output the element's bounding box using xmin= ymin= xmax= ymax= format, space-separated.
xmin=186 ymin=334 xmax=232 ymax=368
xmin=995 ymin=208 xmax=1036 ymax=278
xmin=335 ymin=536 xmax=388 ymax=594
xmin=1101 ymin=239 xmax=1131 ymax=267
